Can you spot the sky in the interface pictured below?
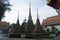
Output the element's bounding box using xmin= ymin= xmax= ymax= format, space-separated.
xmin=2 ymin=0 xmax=58 ymax=25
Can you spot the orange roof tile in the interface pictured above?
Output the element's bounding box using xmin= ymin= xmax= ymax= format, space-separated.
xmin=0 ymin=21 xmax=10 ymax=27
xmin=43 ymin=15 xmax=60 ymax=26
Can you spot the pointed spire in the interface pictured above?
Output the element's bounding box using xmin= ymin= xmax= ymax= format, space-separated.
xmin=28 ymin=1 xmax=32 ymax=20
xmin=36 ymin=8 xmax=41 ymax=24
xmin=29 ymin=1 xmax=31 ymax=9
xmin=24 ymin=18 xmax=26 ymax=22
xmin=26 ymin=1 xmax=34 ymax=33
xmin=24 ymin=17 xmax=26 ymax=22
xmin=29 ymin=1 xmax=31 ymax=15
xmin=18 ymin=10 xmax=19 ymax=20
xmin=15 ymin=10 xmax=20 ymax=33
xmin=17 ymin=10 xmax=19 ymax=24
xmin=37 ymin=8 xmax=39 ymax=19
xmin=35 ymin=8 xmax=45 ymax=33
xmin=36 ymin=8 xmax=39 ymax=22
xmin=35 ymin=8 xmax=40 ymax=30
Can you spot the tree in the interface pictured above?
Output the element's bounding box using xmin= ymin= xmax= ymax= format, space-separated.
xmin=11 ymin=23 xmax=16 ymax=28
xmin=0 ymin=0 xmax=10 ymax=21
xmin=46 ymin=0 xmax=60 ymax=9
xmin=46 ymin=0 xmax=60 ymax=15
xmin=46 ymin=28 xmax=50 ymax=35
xmin=51 ymin=26 xmax=58 ymax=34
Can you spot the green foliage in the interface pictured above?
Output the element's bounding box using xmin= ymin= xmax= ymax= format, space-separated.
xmin=14 ymin=24 xmax=21 ymax=33
xmin=25 ymin=33 xmax=34 ymax=38
xmin=25 ymin=33 xmax=49 ymax=39
xmin=11 ymin=23 xmax=16 ymax=28
xmin=51 ymin=26 xmax=58 ymax=34
xmin=46 ymin=28 xmax=51 ymax=35
xmin=9 ymin=34 xmax=21 ymax=38
xmin=11 ymin=23 xmax=21 ymax=33
xmin=0 ymin=0 xmax=11 ymax=21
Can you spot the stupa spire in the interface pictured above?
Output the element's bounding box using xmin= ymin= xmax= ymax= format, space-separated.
xmin=37 ymin=8 xmax=39 ymax=20
xmin=28 ymin=1 xmax=32 ymax=20
xmin=17 ymin=10 xmax=19 ymax=24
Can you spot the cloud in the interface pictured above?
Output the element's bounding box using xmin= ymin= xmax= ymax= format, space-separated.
xmin=2 ymin=0 xmax=58 ymax=24
xmin=38 ymin=5 xmax=58 ymax=23
xmin=2 ymin=0 xmax=29 ymax=24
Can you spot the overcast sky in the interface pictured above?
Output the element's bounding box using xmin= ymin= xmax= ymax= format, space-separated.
xmin=2 ymin=0 xmax=58 ymax=24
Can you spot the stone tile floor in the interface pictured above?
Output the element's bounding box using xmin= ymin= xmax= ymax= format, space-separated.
xmin=0 ymin=34 xmax=60 ymax=40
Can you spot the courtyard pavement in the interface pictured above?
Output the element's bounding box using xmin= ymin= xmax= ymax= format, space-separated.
xmin=0 ymin=38 xmax=52 ymax=40
xmin=0 ymin=34 xmax=60 ymax=40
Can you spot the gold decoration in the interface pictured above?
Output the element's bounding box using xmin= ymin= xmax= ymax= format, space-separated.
xmin=46 ymin=0 xmax=50 ymax=4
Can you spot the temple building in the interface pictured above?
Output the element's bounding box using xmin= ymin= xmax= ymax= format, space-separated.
xmin=21 ymin=18 xmax=26 ymax=34
xmin=35 ymin=9 xmax=46 ymax=34
xmin=42 ymin=15 xmax=60 ymax=30
xmin=0 ymin=21 xmax=10 ymax=34
xmin=14 ymin=12 xmax=21 ymax=33
xmin=9 ymin=12 xmax=21 ymax=34
xmin=45 ymin=0 xmax=60 ymax=34
xmin=26 ymin=3 xmax=34 ymax=33
xmin=9 ymin=12 xmax=21 ymax=38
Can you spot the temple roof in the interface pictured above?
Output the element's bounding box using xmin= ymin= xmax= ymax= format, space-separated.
xmin=0 ymin=21 xmax=10 ymax=27
xmin=42 ymin=15 xmax=60 ymax=26
xmin=47 ymin=15 xmax=60 ymax=21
